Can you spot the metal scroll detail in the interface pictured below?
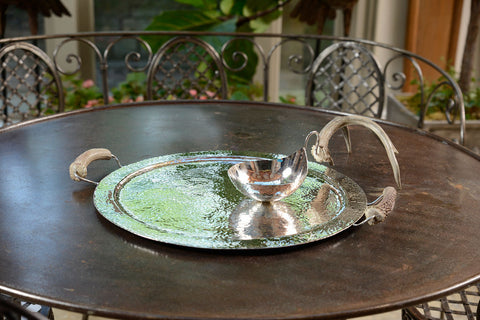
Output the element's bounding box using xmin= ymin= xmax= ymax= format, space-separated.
xmin=93 ymin=151 xmax=367 ymax=250
xmin=383 ymin=53 xmax=464 ymax=142
xmin=53 ymin=36 xmax=153 ymax=103
xmin=221 ymin=37 xmax=315 ymax=101
xmin=0 ymin=32 xmax=465 ymax=145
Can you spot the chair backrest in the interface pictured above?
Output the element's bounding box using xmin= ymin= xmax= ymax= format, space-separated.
xmin=0 ymin=42 xmax=64 ymax=127
xmin=305 ymin=41 xmax=385 ymax=118
xmin=0 ymin=34 xmax=465 ymax=146
xmin=0 ymin=296 xmax=49 ymax=320
xmin=146 ymin=36 xmax=228 ymax=100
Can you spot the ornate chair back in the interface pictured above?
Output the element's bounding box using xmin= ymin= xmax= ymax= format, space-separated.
xmin=0 ymin=42 xmax=64 ymax=127
xmin=146 ymin=36 xmax=227 ymax=101
xmin=305 ymin=41 xmax=384 ymax=118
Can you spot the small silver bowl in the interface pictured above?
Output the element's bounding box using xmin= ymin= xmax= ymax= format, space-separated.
xmin=227 ymin=148 xmax=308 ymax=202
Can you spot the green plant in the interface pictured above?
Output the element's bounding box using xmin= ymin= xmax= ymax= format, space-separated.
xmin=143 ymin=0 xmax=287 ymax=98
xmin=279 ymin=94 xmax=298 ymax=105
xmin=400 ymin=67 xmax=480 ymax=120
xmin=463 ymin=86 xmax=480 ymax=119
xmin=111 ymin=72 xmax=147 ymax=103
xmin=229 ymin=82 xmax=263 ymax=100
xmin=60 ymin=74 xmax=104 ymax=111
xmin=51 ymin=72 xmax=149 ymax=111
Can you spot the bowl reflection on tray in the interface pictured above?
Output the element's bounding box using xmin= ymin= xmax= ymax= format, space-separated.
xmin=229 ymin=199 xmax=301 ymax=240
xmin=229 ymin=183 xmax=341 ymax=240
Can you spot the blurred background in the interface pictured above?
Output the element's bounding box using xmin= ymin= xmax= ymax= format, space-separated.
xmin=1 ymin=0 xmax=476 ymax=105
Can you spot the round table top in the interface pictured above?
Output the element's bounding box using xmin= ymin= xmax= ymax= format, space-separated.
xmin=0 ymin=101 xmax=479 ymax=319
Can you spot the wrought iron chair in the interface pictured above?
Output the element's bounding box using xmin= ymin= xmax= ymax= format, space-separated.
xmin=0 ymin=295 xmax=50 ymax=320
xmin=305 ymin=41 xmax=473 ymax=320
xmin=402 ymin=283 xmax=480 ymax=320
xmin=305 ymin=41 xmax=385 ymax=118
xmin=304 ymin=39 xmax=466 ymax=147
xmin=0 ymin=42 xmax=64 ymax=127
xmin=146 ymin=36 xmax=228 ymax=101
xmin=0 ymin=41 xmax=62 ymax=317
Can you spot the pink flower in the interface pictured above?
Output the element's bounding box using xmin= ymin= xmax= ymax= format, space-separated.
xmin=121 ymin=97 xmax=133 ymax=103
xmin=189 ymin=89 xmax=198 ymax=96
xmin=135 ymin=95 xmax=144 ymax=102
xmin=108 ymin=96 xmax=115 ymax=103
xmin=199 ymin=96 xmax=207 ymax=100
xmin=206 ymin=91 xmax=215 ymax=98
xmin=83 ymin=99 xmax=99 ymax=108
xmin=289 ymin=97 xmax=296 ymax=103
xmin=82 ymin=79 xmax=95 ymax=88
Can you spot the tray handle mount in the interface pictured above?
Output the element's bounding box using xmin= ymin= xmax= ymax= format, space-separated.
xmin=69 ymin=148 xmax=121 ymax=185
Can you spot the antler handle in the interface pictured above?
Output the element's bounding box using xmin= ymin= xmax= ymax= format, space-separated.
xmin=364 ymin=186 xmax=397 ymax=225
xmin=69 ymin=148 xmax=121 ymax=184
xmin=306 ymin=115 xmax=401 ymax=189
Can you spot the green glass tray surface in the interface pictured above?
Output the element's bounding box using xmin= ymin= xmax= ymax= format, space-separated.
xmin=94 ymin=151 xmax=367 ymax=249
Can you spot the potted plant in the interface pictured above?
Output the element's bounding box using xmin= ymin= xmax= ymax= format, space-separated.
xmin=387 ymin=69 xmax=480 ymax=152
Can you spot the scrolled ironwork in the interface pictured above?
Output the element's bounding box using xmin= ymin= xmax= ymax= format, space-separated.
xmin=384 ymin=54 xmax=424 ymax=92
xmin=386 ymin=71 xmax=406 ymax=91
xmin=423 ymin=80 xmax=459 ymax=125
xmin=62 ymin=53 xmax=82 ymax=76
xmin=0 ymin=31 xmax=466 ymax=144
xmin=103 ymin=35 xmax=153 ymax=73
xmin=222 ymin=49 xmax=248 ymax=72
xmin=220 ymin=37 xmax=266 ymax=73
xmin=101 ymin=35 xmax=153 ymax=103
xmin=384 ymin=53 xmax=428 ymax=127
xmin=268 ymin=38 xmax=315 ymax=75
xmin=53 ymin=37 xmax=103 ymax=76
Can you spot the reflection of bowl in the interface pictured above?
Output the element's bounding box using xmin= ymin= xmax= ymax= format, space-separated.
xmin=229 ymin=199 xmax=301 ymax=240
xmin=227 ymin=148 xmax=308 ymax=202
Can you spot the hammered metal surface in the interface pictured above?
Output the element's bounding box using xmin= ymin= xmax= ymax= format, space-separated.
xmin=93 ymin=151 xmax=367 ymax=249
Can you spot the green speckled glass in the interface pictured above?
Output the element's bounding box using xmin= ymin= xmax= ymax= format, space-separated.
xmin=94 ymin=151 xmax=367 ymax=249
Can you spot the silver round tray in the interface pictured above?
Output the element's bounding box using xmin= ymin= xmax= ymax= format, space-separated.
xmin=92 ymin=151 xmax=367 ymax=250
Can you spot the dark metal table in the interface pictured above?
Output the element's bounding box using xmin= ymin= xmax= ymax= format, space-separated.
xmin=0 ymin=101 xmax=479 ymax=319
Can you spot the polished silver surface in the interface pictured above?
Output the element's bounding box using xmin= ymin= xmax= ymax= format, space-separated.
xmin=227 ymin=147 xmax=308 ymax=202
xmin=88 ymin=151 xmax=368 ymax=250
xmin=229 ymin=199 xmax=307 ymax=240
